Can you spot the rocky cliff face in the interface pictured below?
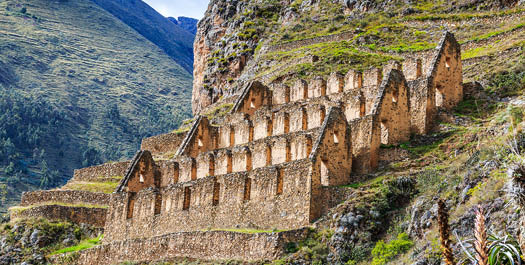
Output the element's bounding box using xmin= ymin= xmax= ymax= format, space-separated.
xmin=191 ymin=0 xmax=523 ymax=114
xmin=193 ymin=0 xmax=248 ymax=114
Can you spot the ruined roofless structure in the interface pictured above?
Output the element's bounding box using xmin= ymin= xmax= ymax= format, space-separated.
xmin=104 ymin=30 xmax=461 ymax=241
xmin=22 ymin=32 xmax=462 ymax=263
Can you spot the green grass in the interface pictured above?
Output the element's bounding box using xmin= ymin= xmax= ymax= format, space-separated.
xmin=464 ymin=22 xmax=525 ymax=43
xmin=406 ymin=8 xmax=525 ymax=22
xmin=261 ymin=40 xmax=400 ymax=80
xmin=340 ymin=174 xmax=389 ymax=189
xmin=50 ymin=235 xmax=103 ymax=255
xmin=371 ymin=233 xmax=413 ymax=265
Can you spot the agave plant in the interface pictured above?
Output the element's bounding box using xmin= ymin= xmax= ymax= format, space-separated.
xmin=456 ymin=232 xmax=523 ymax=265
xmin=454 ymin=207 xmax=523 ymax=265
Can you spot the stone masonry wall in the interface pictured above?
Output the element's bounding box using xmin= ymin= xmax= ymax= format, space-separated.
xmin=373 ymin=69 xmax=411 ymax=145
xmin=20 ymin=190 xmax=110 ymax=207
xmin=349 ymin=115 xmax=380 ymax=174
xmin=11 ymin=205 xmax=106 ymax=227
xmin=71 ymin=161 xmax=129 ymax=183
xmin=55 ymin=229 xmax=309 ymax=264
xmin=141 ymin=131 xmax=188 ymax=156
xmin=104 ymin=159 xmax=313 ymax=242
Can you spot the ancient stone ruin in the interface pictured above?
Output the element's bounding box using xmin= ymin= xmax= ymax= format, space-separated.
xmin=19 ymin=32 xmax=463 ymax=264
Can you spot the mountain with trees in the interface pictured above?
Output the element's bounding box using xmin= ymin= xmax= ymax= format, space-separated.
xmin=0 ymin=0 xmax=193 ymax=212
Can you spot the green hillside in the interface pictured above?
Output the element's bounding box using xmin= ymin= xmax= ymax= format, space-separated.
xmin=0 ymin=0 xmax=192 ymax=212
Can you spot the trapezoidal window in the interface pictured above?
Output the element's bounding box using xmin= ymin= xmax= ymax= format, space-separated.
xmin=173 ymin=163 xmax=180 ymax=184
xmin=306 ymin=136 xmax=313 ymax=155
xmin=197 ymin=136 xmax=204 ymax=153
xmin=191 ymin=158 xmax=197 ymax=180
xmin=436 ymin=85 xmax=444 ymax=108
xmin=243 ymin=178 xmax=251 ymax=201
xmin=267 ymin=118 xmax=273 ymax=137
xmin=360 ymin=101 xmax=366 ymax=117
xmin=208 ymin=155 xmax=215 ymax=176
xmin=285 ymin=140 xmax=291 ymax=162
xmin=392 ymin=89 xmax=398 ymax=103
xmin=227 ymin=152 xmax=233 ymax=173
xmin=302 ymin=109 xmax=308 ymax=130
xmin=154 ymin=193 xmax=162 ymax=215
xmin=183 ymin=187 xmax=191 ymax=210
xmin=445 ymin=57 xmax=451 ymax=68
xmin=320 ymin=159 xmax=329 ymax=186
xmin=276 ymin=169 xmax=283 ymax=195
xmin=284 ymin=113 xmax=290 ymax=134
xmin=333 ymin=131 xmax=340 ymax=144
xmin=380 ymin=121 xmax=389 ymax=145
xmin=266 ymin=145 xmax=272 ymax=166
xmin=165 ymin=196 xmax=172 ymax=212
xmin=126 ymin=192 xmax=137 ymax=219
xmin=250 ymin=97 xmax=256 ymax=109
xmin=246 ymin=150 xmax=252 ymax=171
xmin=139 ymin=174 xmax=144 ymax=183
xmin=212 ymin=180 xmax=220 ymax=206
xmin=229 ymin=127 xmax=235 ymax=147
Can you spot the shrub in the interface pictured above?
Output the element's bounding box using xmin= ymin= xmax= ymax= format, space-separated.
xmin=487 ymin=70 xmax=525 ymax=96
xmin=371 ymin=233 xmax=414 ymax=265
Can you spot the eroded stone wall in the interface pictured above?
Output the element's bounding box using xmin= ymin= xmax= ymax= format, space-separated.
xmin=104 ymin=159 xmax=314 ymax=242
xmin=349 ymin=115 xmax=380 ymax=174
xmin=428 ymin=32 xmax=463 ymax=110
xmin=11 ymin=205 xmax=106 ymax=227
xmin=373 ymin=69 xmax=411 ymax=145
xmin=141 ymin=131 xmax=188 ymax=156
xmin=55 ymin=229 xmax=309 ymax=264
xmin=20 ymin=190 xmax=110 ymax=207
xmin=71 ymin=161 xmax=129 ymax=183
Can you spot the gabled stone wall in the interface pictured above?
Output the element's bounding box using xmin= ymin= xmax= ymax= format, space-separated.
xmin=62 ymin=32 xmax=464 ymax=258
xmin=104 ymin=159 xmax=314 ymax=242
xmin=372 ymin=69 xmax=411 ymax=145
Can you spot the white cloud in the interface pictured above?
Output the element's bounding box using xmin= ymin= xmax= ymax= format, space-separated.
xmin=143 ymin=0 xmax=209 ymax=19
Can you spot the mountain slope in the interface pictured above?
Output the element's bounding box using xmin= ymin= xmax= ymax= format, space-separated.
xmin=0 ymin=0 xmax=192 ymax=212
xmin=168 ymin=16 xmax=198 ymax=35
xmin=91 ymin=0 xmax=195 ymax=73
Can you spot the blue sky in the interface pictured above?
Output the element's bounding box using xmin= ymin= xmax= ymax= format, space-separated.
xmin=143 ymin=0 xmax=209 ymax=19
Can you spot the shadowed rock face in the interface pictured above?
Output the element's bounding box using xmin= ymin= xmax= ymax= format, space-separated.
xmin=169 ymin=16 xmax=199 ymax=35
xmin=91 ymin=0 xmax=195 ymax=73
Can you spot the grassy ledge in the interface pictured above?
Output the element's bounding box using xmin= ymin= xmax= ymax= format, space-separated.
xmin=50 ymin=235 xmax=103 ymax=255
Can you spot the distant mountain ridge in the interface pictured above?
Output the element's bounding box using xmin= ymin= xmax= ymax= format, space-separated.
xmin=90 ymin=0 xmax=195 ymax=73
xmin=168 ymin=16 xmax=198 ymax=35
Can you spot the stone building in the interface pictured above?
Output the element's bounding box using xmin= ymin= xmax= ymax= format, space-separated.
xmin=22 ymin=32 xmax=463 ymax=264
xmin=102 ymin=31 xmax=462 ymax=243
